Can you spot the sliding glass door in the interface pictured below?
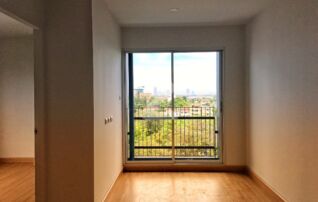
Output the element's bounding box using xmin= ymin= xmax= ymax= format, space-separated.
xmin=128 ymin=53 xmax=173 ymax=160
xmin=173 ymin=52 xmax=220 ymax=159
xmin=125 ymin=51 xmax=222 ymax=162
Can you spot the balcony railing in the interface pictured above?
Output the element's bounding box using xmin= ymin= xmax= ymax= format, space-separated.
xmin=129 ymin=107 xmax=219 ymax=160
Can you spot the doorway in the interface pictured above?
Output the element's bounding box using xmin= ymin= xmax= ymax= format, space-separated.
xmin=0 ymin=11 xmax=36 ymax=201
xmin=124 ymin=51 xmax=223 ymax=163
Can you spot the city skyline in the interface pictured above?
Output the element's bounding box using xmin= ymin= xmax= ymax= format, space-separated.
xmin=133 ymin=52 xmax=218 ymax=96
xmin=134 ymin=85 xmax=215 ymax=97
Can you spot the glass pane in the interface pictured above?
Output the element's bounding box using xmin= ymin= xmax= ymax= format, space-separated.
xmin=131 ymin=53 xmax=173 ymax=160
xmin=173 ymin=52 xmax=219 ymax=159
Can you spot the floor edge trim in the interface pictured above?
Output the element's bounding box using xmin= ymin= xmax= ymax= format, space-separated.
xmin=123 ymin=164 xmax=247 ymax=172
xmin=0 ymin=158 xmax=34 ymax=164
xmin=103 ymin=169 xmax=123 ymax=202
xmin=247 ymin=168 xmax=285 ymax=202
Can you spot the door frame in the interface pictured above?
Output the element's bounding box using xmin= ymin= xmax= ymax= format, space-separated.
xmin=122 ymin=49 xmax=224 ymax=166
xmin=0 ymin=7 xmax=47 ymax=201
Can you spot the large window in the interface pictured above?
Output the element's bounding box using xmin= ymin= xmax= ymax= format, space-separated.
xmin=124 ymin=51 xmax=223 ymax=162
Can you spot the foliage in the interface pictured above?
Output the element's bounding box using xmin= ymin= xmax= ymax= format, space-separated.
xmin=174 ymin=96 xmax=190 ymax=107
xmin=134 ymin=96 xmax=147 ymax=109
xmin=131 ymin=95 xmax=219 ymax=158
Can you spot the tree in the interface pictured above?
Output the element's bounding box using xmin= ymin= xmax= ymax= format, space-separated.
xmin=174 ymin=96 xmax=190 ymax=107
xmin=134 ymin=96 xmax=147 ymax=109
xmin=159 ymin=99 xmax=169 ymax=108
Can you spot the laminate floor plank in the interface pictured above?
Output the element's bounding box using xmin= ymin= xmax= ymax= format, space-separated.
xmin=0 ymin=163 xmax=35 ymax=202
xmin=106 ymin=172 xmax=282 ymax=202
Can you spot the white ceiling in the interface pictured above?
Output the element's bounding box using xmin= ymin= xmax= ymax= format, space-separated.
xmin=0 ymin=12 xmax=33 ymax=38
xmin=105 ymin=0 xmax=274 ymax=27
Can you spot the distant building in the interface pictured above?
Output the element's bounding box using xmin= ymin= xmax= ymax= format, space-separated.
xmin=134 ymin=86 xmax=145 ymax=94
xmin=153 ymin=87 xmax=158 ymax=96
xmin=186 ymin=88 xmax=191 ymax=96
xmin=139 ymin=92 xmax=152 ymax=101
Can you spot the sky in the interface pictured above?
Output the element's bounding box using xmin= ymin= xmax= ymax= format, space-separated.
xmin=133 ymin=52 xmax=217 ymax=96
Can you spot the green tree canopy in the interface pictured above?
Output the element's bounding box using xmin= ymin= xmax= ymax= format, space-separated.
xmin=174 ymin=96 xmax=190 ymax=108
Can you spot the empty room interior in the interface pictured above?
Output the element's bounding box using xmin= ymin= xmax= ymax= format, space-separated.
xmin=0 ymin=11 xmax=35 ymax=201
xmin=0 ymin=0 xmax=317 ymax=201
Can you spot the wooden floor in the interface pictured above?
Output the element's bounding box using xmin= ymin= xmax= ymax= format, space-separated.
xmin=0 ymin=164 xmax=280 ymax=202
xmin=106 ymin=172 xmax=281 ymax=202
xmin=0 ymin=163 xmax=35 ymax=202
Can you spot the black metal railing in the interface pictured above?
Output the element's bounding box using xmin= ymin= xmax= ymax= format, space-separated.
xmin=130 ymin=107 xmax=218 ymax=159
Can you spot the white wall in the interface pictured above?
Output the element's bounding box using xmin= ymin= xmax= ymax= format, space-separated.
xmin=92 ymin=0 xmax=122 ymax=201
xmin=1 ymin=1 xmax=96 ymax=201
xmin=1 ymin=1 xmax=46 ymax=201
xmin=246 ymin=0 xmax=318 ymax=201
xmin=122 ymin=26 xmax=246 ymax=165
xmin=0 ymin=36 xmax=34 ymax=158
xmin=45 ymin=0 xmax=94 ymax=200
